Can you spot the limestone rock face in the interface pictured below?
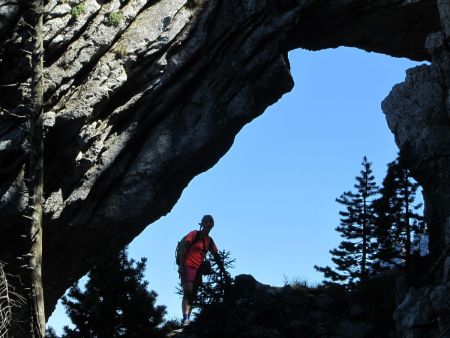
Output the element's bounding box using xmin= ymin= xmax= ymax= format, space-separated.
xmin=383 ymin=29 xmax=450 ymax=261
xmin=393 ymin=283 xmax=450 ymax=337
xmin=381 ymin=2 xmax=450 ymax=335
xmin=0 ymin=0 xmax=447 ymax=327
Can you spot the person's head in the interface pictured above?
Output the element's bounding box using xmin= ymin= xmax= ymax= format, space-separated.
xmin=199 ymin=214 xmax=214 ymax=233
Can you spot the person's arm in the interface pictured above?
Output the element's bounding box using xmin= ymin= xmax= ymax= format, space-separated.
xmin=211 ymin=250 xmax=221 ymax=267
xmin=209 ymin=240 xmax=231 ymax=282
xmin=211 ymin=250 xmax=232 ymax=285
xmin=209 ymin=240 xmax=221 ymax=267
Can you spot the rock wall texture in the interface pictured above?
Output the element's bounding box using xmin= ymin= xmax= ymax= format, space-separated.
xmin=0 ymin=0 xmax=449 ymax=335
xmin=382 ymin=2 xmax=450 ymax=333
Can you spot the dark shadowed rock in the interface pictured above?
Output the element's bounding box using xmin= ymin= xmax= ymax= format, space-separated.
xmin=191 ymin=274 xmax=396 ymax=338
xmin=1 ymin=1 xmax=450 ymax=335
xmin=315 ymin=293 xmax=336 ymax=312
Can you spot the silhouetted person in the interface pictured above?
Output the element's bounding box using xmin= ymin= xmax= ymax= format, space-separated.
xmin=177 ymin=215 xmax=220 ymax=326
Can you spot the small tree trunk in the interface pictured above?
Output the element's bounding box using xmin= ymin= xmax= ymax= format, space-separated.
xmin=404 ymin=183 xmax=411 ymax=278
xmin=361 ymin=189 xmax=368 ymax=282
xmin=28 ymin=0 xmax=46 ymax=335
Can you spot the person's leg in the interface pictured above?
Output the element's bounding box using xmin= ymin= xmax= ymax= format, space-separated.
xmin=192 ymin=272 xmax=202 ymax=300
xmin=182 ymin=281 xmax=194 ymax=322
xmin=181 ymin=266 xmax=197 ymax=324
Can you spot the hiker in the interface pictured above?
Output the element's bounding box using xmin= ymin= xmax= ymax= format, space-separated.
xmin=177 ymin=214 xmax=223 ymax=326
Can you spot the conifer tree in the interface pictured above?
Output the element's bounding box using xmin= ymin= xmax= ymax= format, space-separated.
xmin=372 ymin=157 xmax=426 ymax=274
xmin=315 ymin=156 xmax=379 ymax=286
xmin=194 ymin=250 xmax=234 ymax=309
xmin=45 ymin=327 xmax=58 ymax=338
xmin=60 ymin=247 xmax=167 ymax=338
xmin=176 ymin=249 xmax=234 ymax=313
xmin=181 ymin=250 xmax=234 ymax=337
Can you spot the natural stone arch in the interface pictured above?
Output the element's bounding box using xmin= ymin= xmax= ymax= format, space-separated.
xmin=0 ymin=2 xmax=449 ymax=334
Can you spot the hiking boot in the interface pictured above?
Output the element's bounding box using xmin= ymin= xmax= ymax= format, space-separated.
xmin=181 ymin=319 xmax=190 ymax=327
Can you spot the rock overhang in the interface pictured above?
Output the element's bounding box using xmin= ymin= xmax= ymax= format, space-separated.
xmin=0 ymin=0 xmax=446 ymax=319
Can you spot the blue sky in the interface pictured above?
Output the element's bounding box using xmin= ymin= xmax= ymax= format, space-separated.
xmin=48 ymin=47 xmax=421 ymax=332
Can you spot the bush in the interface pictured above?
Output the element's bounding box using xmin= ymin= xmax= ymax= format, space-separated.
xmin=107 ymin=11 xmax=123 ymax=27
xmin=70 ymin=3 xmax=85 ymax=19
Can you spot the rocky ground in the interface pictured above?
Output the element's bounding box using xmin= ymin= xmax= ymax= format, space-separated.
xmin=165 ymin=273 xmax=399 ymax=338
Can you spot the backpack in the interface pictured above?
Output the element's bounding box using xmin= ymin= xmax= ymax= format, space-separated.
xmin=175 ymin=230 xmax=210 ymax=266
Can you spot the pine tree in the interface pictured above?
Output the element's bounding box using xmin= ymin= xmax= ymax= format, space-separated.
xmin=45 ymin=327 xmax=58 ymax=338
xmin=176 ymin=250 xmax=234 ymax=313
xmin=194 ymin=250 xmax=234 ymax=309
xmin=372 ymin=157 xmax=426 ymax=274
xmin=61 ymin=247 xmax=167 ymax=338
xmin=181 ymin=250 xmax=235 ymax=337
xmin=315 ymin=156 xmax=379 ymax=286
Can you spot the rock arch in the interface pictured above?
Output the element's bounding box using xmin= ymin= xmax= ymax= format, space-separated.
xmin=0 ymin=1 xmax=448 ymax=335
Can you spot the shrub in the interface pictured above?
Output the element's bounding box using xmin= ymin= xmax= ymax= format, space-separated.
xmin=107 ymin=11 xmax=123 ymax=27
xmin=70 ymin=3 xmax=85 ymax=19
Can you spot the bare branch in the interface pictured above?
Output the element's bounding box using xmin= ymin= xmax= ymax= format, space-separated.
xmin=0 ymin=261 xmax=26 ymax=338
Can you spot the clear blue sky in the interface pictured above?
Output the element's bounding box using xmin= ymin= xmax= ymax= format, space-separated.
xmin=48 ymin=47 xmax=421 ymax=332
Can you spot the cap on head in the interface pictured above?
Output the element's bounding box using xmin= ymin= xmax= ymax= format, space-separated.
xmin=199 ymin=214 xmax=214 ymax=227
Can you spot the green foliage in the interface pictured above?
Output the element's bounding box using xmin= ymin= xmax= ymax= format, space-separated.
xmin=45 ymin=327 xmax=58 ymax=338
xmin=174 ymin=250 xmax=234 ymax=336
xmin=60 ymin=246 xmax=168 ymax=338
xmin=177 ymin=250 xmax=234 ymax=313
xmin=194 ymin=250 xmax=234 ymax=308
xmin=70 ymin=3 xmax=85 ymax=19
xmin=372 ymin=155 xmax=426 ymax=273
xmin=314 ymin=152 xmax=428 ymax=291
xmin=106 ymin=11 xmax=123 ymax=27
xmin=315 ymin=156 xmax=379 ymax=287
